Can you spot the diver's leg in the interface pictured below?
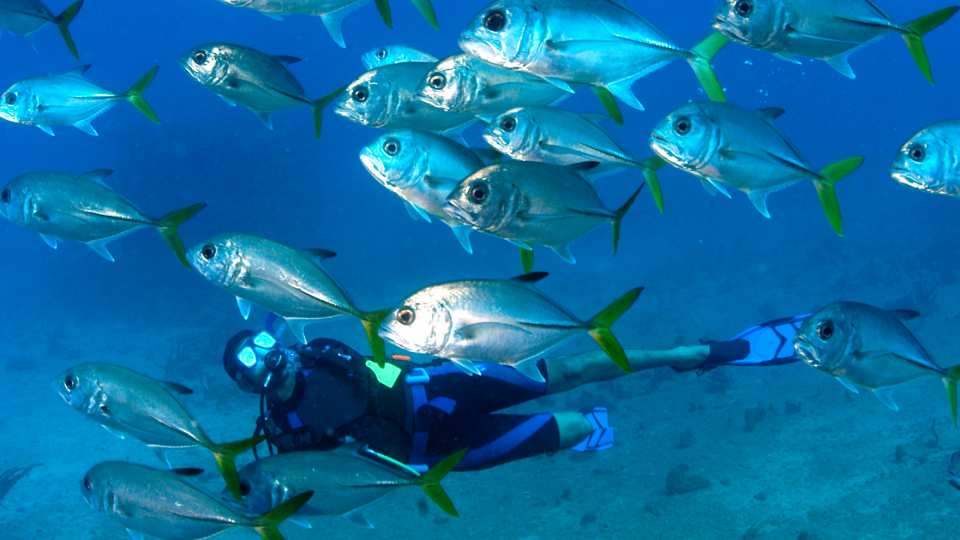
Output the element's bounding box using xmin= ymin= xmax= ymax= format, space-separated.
xmin=544 ymin=346 xmax=710 ymax=394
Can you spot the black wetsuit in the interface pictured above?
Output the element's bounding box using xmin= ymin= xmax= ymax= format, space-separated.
xmin=257 ymin=339 xmax=561 ymax=471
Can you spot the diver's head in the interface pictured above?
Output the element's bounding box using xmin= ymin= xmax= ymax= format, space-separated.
xmin=223 ymin=330 xmax=295 ymax=395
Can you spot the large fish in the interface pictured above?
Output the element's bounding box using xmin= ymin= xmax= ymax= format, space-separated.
xmin=236 ymin=447 xmax=465 ymax=523
xmin=483 ymin=106 xmax=666 ymax=211
xmin=359 ymin=129 xmax=483 ymax=253
xmin=713 ymin=0 xmax=958 ymax=83
xmin=0 ymin=0 xmax=83 ymax=58
xmin=445 ymin=161 xmax=643 ymax=264
xmin=56 ymin=363 xmax=263 ymax=498
xmin=380 ymin=272 xmax=642 ymax=379
xmin=81 ymin=461 xmax=312 ymax=540
xmin=416 ymin=53 xmax=569 ymax=118
xmin=181 ymin=42 xmax=339 ymax=137
xmin=890 ymin=120 xmax=960 ymax=198
xmin=458 ymin=0 xmax=728 ymax=120
xmin=0 ymin=64 xmax=159 ymax=136
xmin=0 ymin=169 xmax=204 ymax=266
xmin=334 ymin=62 xmax=474 ymax=133
xmin=216 ymin=0 xmax=439 ymax=47
xmin=188 ymin=233 xmax=388 ymax=365
xmin=649 ymin=101 xmax=863 ymax=235
xmin=794 ymin=301 xmax=960 ymax=423
xmin=362 ymin=44 xmax=438 ymax=69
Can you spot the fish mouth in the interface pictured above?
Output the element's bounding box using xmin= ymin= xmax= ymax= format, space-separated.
xmin=482 ymin=128 xmax=507 ymax=150
xmin=358 ymin=149 xmax=386 ymax=183
xmin=793 ymin=335 xmax=821 ymax=368
xmin=649 ymin=134 xmax=682 ymax=164
xmin=416 ymin=89 xmax=448 ymax=111
xmin=890 ymin=168 xmax=925 ymax=189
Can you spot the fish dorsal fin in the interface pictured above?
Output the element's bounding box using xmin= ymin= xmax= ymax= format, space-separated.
xmin=511 ymin=271 xmax=549 ymax=284
xmin=567 ymin=161 xmax=601 ymax=172
xmin=889 ymin=308 xmax=921 ymax=320
xmin=80 ymin=169 xmax=114 ymax=186
xmin=171 ymin=467 xmax=204 ymax=477
xmin=274 ymin=55 xmax=303 ymax=65
xmin=69 ymin=64 xmax=92 ymax=76
xmin=164 ymin=381 xmax=194 ymax=395
xmin=757 ymin=107 xmax=786 ymax=120
xmin=304 ymin=248 xmax=337 ymax=262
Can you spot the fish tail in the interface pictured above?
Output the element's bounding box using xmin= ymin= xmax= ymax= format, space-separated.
xmin=358 ymin=309 xmax=391 ymax=367
xmin=155 ymin=202 xmax=207 ymax=268
xmin=123 ymin=66 xmax=161 ymax=123
xmin=638 ymin=156 xmax=667 ymax=214
xmin=591 ymin=86 xmax=624 ymax=126
xmin=943 ymin=366 xmax=960 ymax=427
xmin=209 ymin=434 xmax=266 ymax=499
xmin=374 ymin=0 xmax=393 ymax=28
xmin=611 ymin=183 xmax=645 ymax=255
xmin=311 ymin=84 xmax=346 ymax=139
xmin=814 ymin=156 xmax=864 ymax=237
xmin=520 ymin=247 xmax=535 ymax=273
xmin=53 ymin=0 xmax=84 ymax=60
xmin=586 ymin=287 xmax=644 ymax=373
xmin=410 ymin=0 xmax=439 ymax=29
xmin=686 ymin=32 xmax=729 ymax=103
xmin=416 ymin=448 xmax=467 ymax=517
xmin=252 ymin=490 xmax=315 ymax=540
xmin=902 ymin=6 xmax=959 ymax=84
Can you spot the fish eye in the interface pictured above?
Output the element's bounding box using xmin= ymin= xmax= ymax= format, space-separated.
xmin=376 ymin=48 xmax=387 ymax=60
xmin=352 ymin=86 xmax=369 ymax=103
xmin=238 ymin=480 xmax=252 ymax=496
xmin=499 ymin=116 xmax=517 ymax=132
xmin=735 ymin=0 xmax=753 ymax=17
xmin=1 ymin=188 xmax=9 ymax=204
xmin=383 ymin=138 xmax=401 ymax=156
xmin=99 ymin=403 xmax=110 ymax=415
xmin=397 ymin=307 xmax=416 ymax=326
xmin=64 ymin=374 xmax=78 ymax=391
xmin=3 ymin=93 xmax=15 ymax=105
xmin=192 ymin=50 xmax=208 ymax=65
xmin=673 ymin=116 xmax=692 ymax=135
xmin=908 ymin=144 xmax=926 ymax=163
xmin=428 ymin=73 xmax=446 ymax=90
xmin=200 ymin=244 xmax=217 ymax=260
xmin=483 ymin=10 xmax=507 ymax=32
xmin=816 ymin=320 xmax=835 ymax=341
xmin=468 ymin=181 xmax=489 ymax=204
xmin=82 ymin=475 xmax=92 ymax=491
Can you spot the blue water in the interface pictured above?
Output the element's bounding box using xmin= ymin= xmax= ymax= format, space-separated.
xmin=1 ymin=1 xmax=959 ymax=538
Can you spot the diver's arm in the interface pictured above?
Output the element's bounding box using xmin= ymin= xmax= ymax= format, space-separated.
xmin=545 ymin=345 xmax=710 ymax=394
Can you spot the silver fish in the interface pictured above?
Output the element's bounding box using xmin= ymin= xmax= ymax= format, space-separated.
xmin=0 ymin=64 xmax=159 ymax=136
xmin=379 ymin=272 xmax=641 ymax=379
xmin=483 ymin=106 xmax=666 ymax=211
xmin=188 ymin=233 xmax=388 ymax=362
xmin=458 ymin=0 xmax=727 ymax=113
xmin=335 ymin=62 xmax=474 ymax=133
xmin=891 ymin=120 xmax=960 ymax=198
xmin=181 ymin=42 xmax=337 ymax=137
xmin=362 ymin=44 xmax=437 ymax=69
xmin=81 ymin=461 xmax=312 ymax=540
xmin=649 ymin=101 xmax=863 ymax=235
xmin=713 ymin=0 xmax=958 ymax=83
xmin=0 ymin=0 xmax=83 ymax=58
xmin=0 ymin=169 xmax=204 ymax=266
xmin=445 ymin=161 xmax=643 ymax=264
xmin=359 ymin=129 xmax=483 ymax=253
xmin=417 ymin=53 xmax=569 ymax=117
xmin=236 ymin=447 xmax=464 ymax=522
xmin=56 ymin=363 xmax=262 ymax=498
xmin=794 ymin=301 xmax=960 ymax=421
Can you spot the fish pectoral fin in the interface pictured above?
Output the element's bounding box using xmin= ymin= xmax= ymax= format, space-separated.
xmin=36 ymin=125 xmax=55 ymax=136
xmin=73 ymin=119 xmax=99 ymax=136
xmin=549 ymin=244 xmax=577 ymax=264
xmin=700 ymin=178 xmax=733 ymax=199
xmin=835 ymin=377 xmax=861 ymax=395
xmin=404 ymin=201 xmax=433 ymax=223
xmin=536 ymin=75 xmax=575 ymax=94
xmin=218 ymin=94 xmax=238 ymax=107
xmin=825 ymin=54 xmax=857 ymax=79
xmin=39 ymin=234 xmax=59 ymax=249
xmin=455 ymin=322 xmax=533 ymax=342
xmin=505 ymin=237 xmax=534 ymax=250
xmin=101 ymin=425 xmax=127 ymax=440
xmin=153 ymin=448 xmax=172 ymax=469
xmin=86 ymin=239 xmax=116 ymax=262
xmin=774 ymin=52 xmax=804 ymax=65
xmin=449 ymin=358 xmax=483 ymax=376
xmin=235 ymin=296 xmax=253 ymax=320
xmin=450 ymin=225 xmax=474 ymax=254
xmin=872 ymin=388 xmax=900 ymax=412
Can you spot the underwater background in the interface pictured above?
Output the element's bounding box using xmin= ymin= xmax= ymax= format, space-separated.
xmin=1 ymin=0 xmax=959 ymax=538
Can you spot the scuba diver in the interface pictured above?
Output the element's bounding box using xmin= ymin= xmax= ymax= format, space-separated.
xmin=223 ymin=313 xmax=807 ymax=472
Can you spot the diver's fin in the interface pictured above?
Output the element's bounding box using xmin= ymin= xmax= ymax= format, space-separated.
xmin=219 ymin=95 xmax=237 ymax=107
xmin=513 ymin=359 xmax=546 ymax=383
xmin=825 ymin=54 xmax=856 ymax=79
xmin=86 ymin=239 xmax=116 ymax=262
xmin=39 ymin=234 xmax=59 ymax=249
xmin=236 ymin=296 xmax=252 ymax=320
xmin=587 ymin=287 xmax=644 ymax=373
xmin=835 ymin=377 xmax=860 ymax=394
xmin=449 ymin=358 xmax=482 ymax=376
xmin=123 ymin=66 xmax=160 ymax=123
xmin=901 ymin=6 xmax=959 ymax=84
xmin=815 ymin=156 xmax=864 ymax=236
xmin=73 ymin=119 xmax=99 ymax=136
xmin=687 ymin=31 xmax=728 ymax=102
xmin=255 ymin=111 xmax=274 ymax=130
xmin=591 ymin=85 xmax=623 ymax=125
xmin=520 ymin=248 xmax=534 ymax=273
xmin=604 ymin=77 xmax=644 ymax=111
xmin=571 ymin=406 xmax=615 ymax=452
xmin=53 ymin=0 xmax=84 ymax=60
xmin=450 ymin=226 xmax=473 ymax=254
xmin=36 ymin=124 xmax=55 ymax=136
xmin=155 ymin=202 xmax=207 ymax=267
xmin=873 ymin=388 xmax=900 ymax=411
xmin=207 ymin=435 xmax=267 ymax=499
xmin=410 ymin=0 xmax=440 ymax=29
xmin=746 ymin=189 xmax=773 ymax=218
xmin=416 ymin=448 xmax=467 ymax=517
xmin=252 ymin=490 xmax=315 ymax=540
xmin=344 ymin=509 xmax=374 ymax=529
xmin=549 ymin=244 xmax=576 ymax=264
